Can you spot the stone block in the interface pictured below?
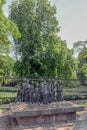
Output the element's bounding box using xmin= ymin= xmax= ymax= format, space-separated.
xmin=9 ymin=101 xmax=84 ymax=129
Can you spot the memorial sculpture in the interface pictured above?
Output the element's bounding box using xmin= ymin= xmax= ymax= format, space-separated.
xmin=15 ymin=78 xmax=63 ymax=104
xmin=10 ymin=78 xmax=84 ymax=130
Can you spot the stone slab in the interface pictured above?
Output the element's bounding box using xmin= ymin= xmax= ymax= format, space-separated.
xmin=9 ymin=101 xmax=84 ymax=129
xmin=9 ymin=101 xmax=84 ymax=117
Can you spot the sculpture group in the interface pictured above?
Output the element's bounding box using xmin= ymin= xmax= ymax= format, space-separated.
xmin=16 ymin=78 xmax=63 ymax=104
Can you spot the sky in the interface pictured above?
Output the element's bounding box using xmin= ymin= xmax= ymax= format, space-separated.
xmin=3 ymin=0 xmax=87 ymax=49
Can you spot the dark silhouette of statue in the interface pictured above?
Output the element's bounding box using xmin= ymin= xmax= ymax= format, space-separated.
xmin=34 ymin=87 xmax=40 ymax=103
xmin=57 ymin=80 xmax=63 ymax=102
xmin=39 ymin=79 xmax=51 ymax=104
xmin=50 ymin=79 xmax=55 ymax=102
xmin=16 ymin=78 xmax=63 ymax=104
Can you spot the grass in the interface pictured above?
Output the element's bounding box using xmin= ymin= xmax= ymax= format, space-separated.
xmin=63 ymin=86 xmax=87 ymax=95
xmin=0 ymin=87 xmax=17 ymax=98
xmin=0 ymin=92 xmax=17 ymax=98
xmin=0 ymin=86 xmax=18 ymax=104
xmin=0 ymin=86 xmax=18 ymax=92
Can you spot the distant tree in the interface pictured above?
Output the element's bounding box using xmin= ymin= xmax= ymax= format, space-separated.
xmin=73 ymin=40 xmax=87 ymax=54
xmin=77 ymin=48 xmax=87 ymax=85
xmin=73 ymin=40 xmax=87 ymax=84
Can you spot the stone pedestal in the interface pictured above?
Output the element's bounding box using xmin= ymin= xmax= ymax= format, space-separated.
xmin=9 ymin=101 xmax=84 ymax=130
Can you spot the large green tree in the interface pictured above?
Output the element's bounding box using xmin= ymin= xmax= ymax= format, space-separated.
xmin=10 ymin=0 xmax=76 ymax=78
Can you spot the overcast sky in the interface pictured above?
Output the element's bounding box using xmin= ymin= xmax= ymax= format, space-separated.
xmin=3 ymin=0 xmax=87 ymax=48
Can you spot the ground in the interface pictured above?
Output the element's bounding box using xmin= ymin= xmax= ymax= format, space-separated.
xmin=0 ymin=109 xmax=11 ymax=130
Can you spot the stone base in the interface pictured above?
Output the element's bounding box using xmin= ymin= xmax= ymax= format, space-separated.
xmin=9 ymin=101 xmax=84 ymax=130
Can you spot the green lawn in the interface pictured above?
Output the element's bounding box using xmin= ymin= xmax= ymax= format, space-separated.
xmin=63 ymin=86 xmax=87 ymax=95
xmin=0 ymin=87 xmax=18 ymax=104
xmin=0 ymin=92 xmax=17 ymax=98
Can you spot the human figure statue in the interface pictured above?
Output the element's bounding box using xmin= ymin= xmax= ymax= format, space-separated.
xmin=50 ymin=79 xmax=55 ymax=102
xmin=46 ymin=79 xmax=52 ymax=103
xmin=15 ymin=89 xmax=24 ymax=102
xmin=43 ymin=81 xmax=51 ymax=104
xmin=34 ymin=87 xmax=40 ymax=103
xmin=24 ymin=80 xmax=31 ymax=102
xmin=15 ymin=78 xmax=28 ymax=102
xmin=28 ymin=80 xmax=35 ymax=103
xmin=40 ymin=80 xmax=50 ymax=104
xmin=57 ymin=80 xmax=63 ymax=102
xmin=16 ymin=78 xmax=64 ymax=104
xmin=39 ymin=79 xmax=44 ymax=103
xmin=43 ymin=81 xmax=50 ymax=104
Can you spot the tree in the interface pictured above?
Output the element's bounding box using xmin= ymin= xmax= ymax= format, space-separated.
xmin=10 ymin=0 xmax=76 ymax=78
xmin=73 ymin=40 xmax=87 ymax=82
xmin=77 ymin=48 xmax=87 ymax=85
xmin=0 ymin=0 xmax=21 ymax=79
xmin=0 ymin=55 xmax=15 ymax=77
xmin=73 ymin=40 xmax=87 ymax=54
xmin=0 ymin=0 xmax=21 ymax=54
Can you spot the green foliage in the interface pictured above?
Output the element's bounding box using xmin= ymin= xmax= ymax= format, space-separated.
xmin=0 ymin=0 xmax=21 ymax=79
xmin=0 ymin=55 xmax=15 ymax=77
xmin=73 ymin=40 xmax=87 ymax=54
xmin=0 ymin=86 xmax=17 ymax=104
xmin=10 ymin=0 xmax=76 ymax=78
xmin=77 ymin=48 xmax=87 ymax=83
xmin=0 ymin=0 xmax=21 ymax=54
xmin=73 ymin=40 xmax=87 ymax=84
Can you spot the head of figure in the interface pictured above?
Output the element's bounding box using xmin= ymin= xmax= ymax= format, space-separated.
xmin=44 ymin=80 xmax=47 ymax=86
xmin=27 ymin=79 xmax=29 ymax=83
xmin=31 ymin=80 xmax=34 ymax=84
xmin=23 ymin=78 xmax=27 ymax=83
xmin=58 ymin=80 xmax=61 ymax=85
xmin=47 ymin=79 xmax=51 ymax=84
xmin=52 ymin=79 xmax=54 ymax=82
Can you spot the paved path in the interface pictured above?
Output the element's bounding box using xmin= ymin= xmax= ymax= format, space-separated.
xmin=0 ymin=104 xmax=9 ymax=109
xmin=0 ymin=110 xmax=11 ymax=130
xmin=14 ymin=123 xmax=72 ymax=130
xmin=71 ymin=112 xmax=87 ymax=130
